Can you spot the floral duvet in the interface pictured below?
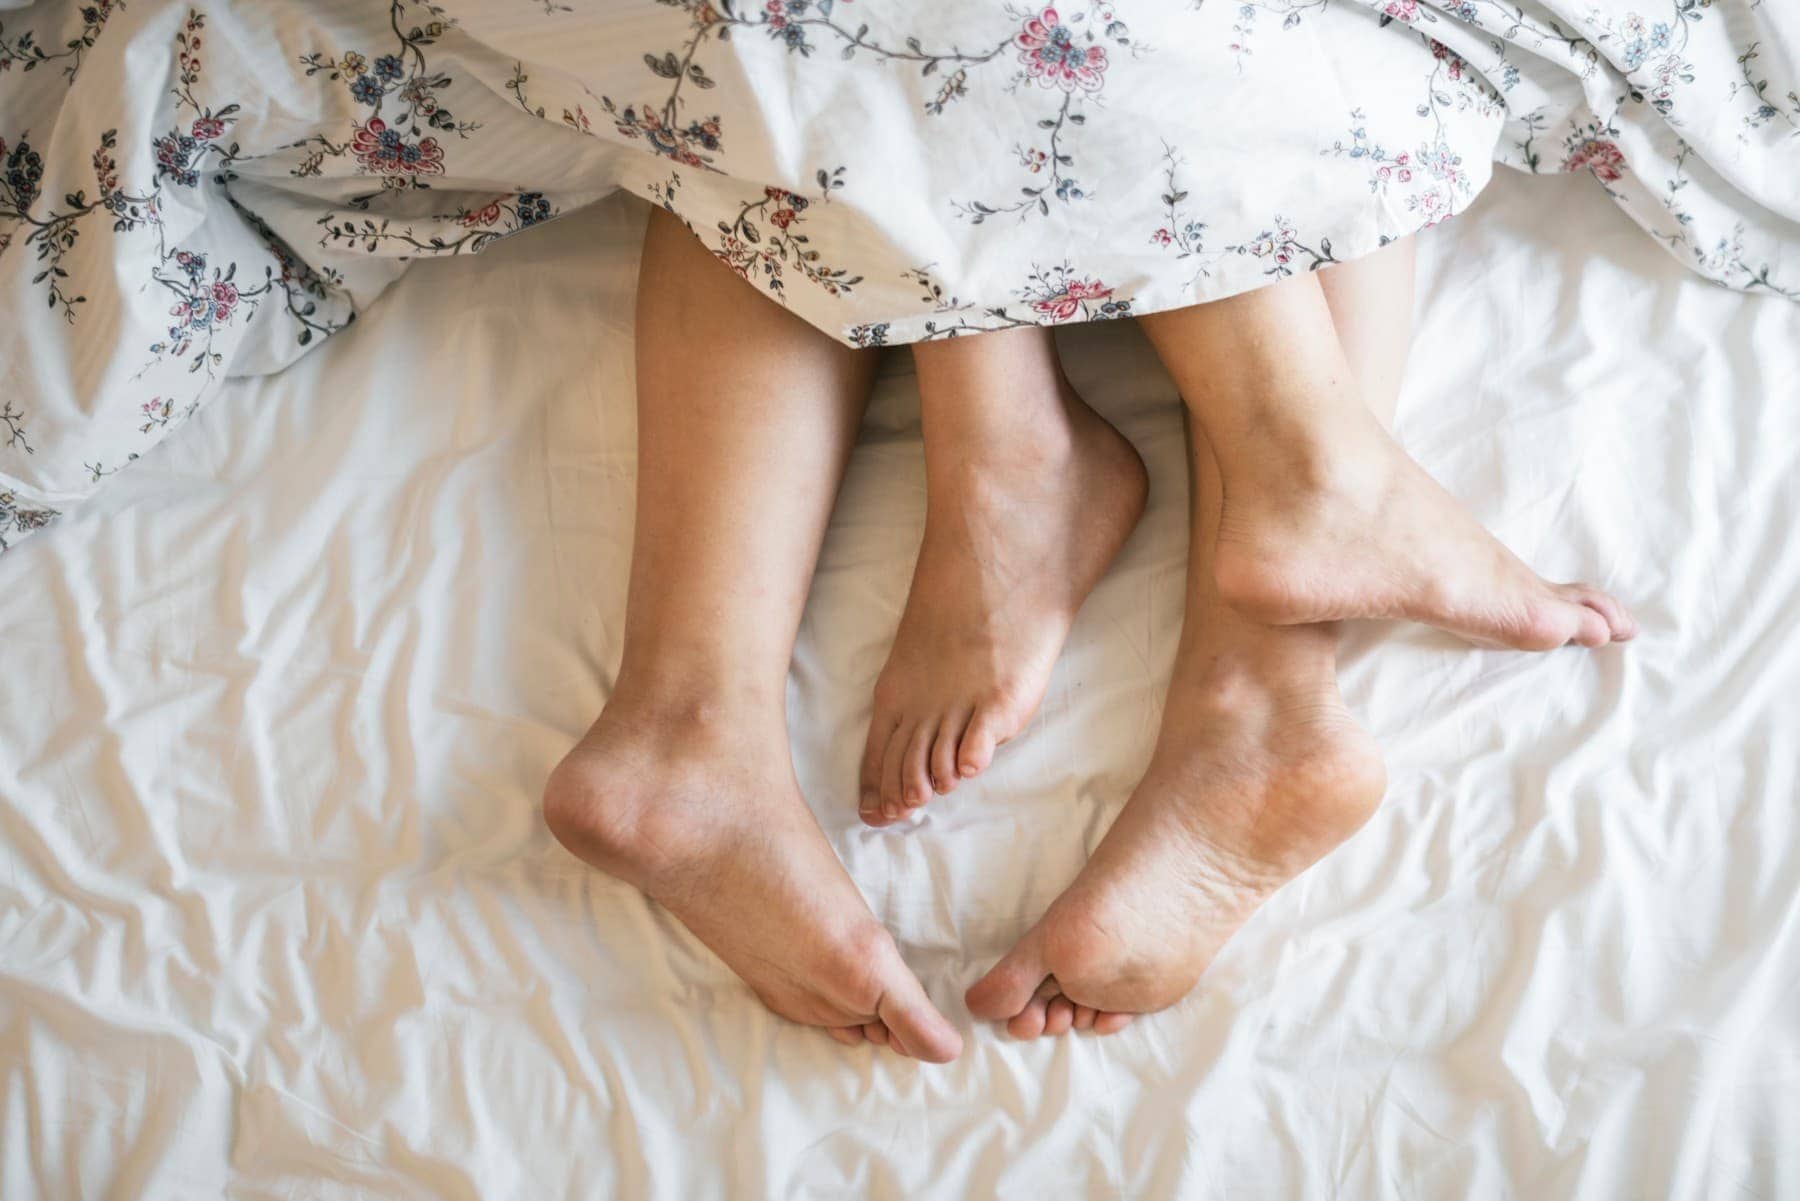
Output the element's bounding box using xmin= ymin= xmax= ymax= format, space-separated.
xmin=1 ymin=0 xmax=1794 ymax=550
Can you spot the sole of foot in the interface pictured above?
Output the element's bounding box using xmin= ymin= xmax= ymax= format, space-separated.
xmin=545 ymin=699 xmax=963 ymax=1061
xmin=1211 ymin=421 xmax=1637 ymax=651
xmin=859 ymin=390 xmax=1148 ymax=826
xmin=966 ymin=669 xmax=1386 ymax=1037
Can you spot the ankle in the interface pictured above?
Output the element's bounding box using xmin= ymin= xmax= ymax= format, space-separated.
xmin=1206 ymin=392 xmax=1390 ymax=501
xmin=604 ymin=669 xmax=788 ymax=743
xmin=1164 ymin=634 xmax=1341 ymax=723
xmin=924 ymin=399 xmax=1080 ymax=484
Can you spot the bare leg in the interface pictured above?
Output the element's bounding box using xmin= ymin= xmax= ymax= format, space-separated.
xmin=1318 ymin=237 xmax=1414 ymax=430
xmin=966 ymin=405 xmax=1386 ymax=1034
xmin=543 ymin=209 xmax=962 ymax=1062
xmin=963 ymin=243 xmax=1454 ymax=1037
xmin=1137 ymin=267 xmax=1635 ymax=650
xmin=859 ymin=327 xmax=1147 ymax=825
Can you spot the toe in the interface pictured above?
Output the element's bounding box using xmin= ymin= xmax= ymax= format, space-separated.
xmin=1006 ymin=995 xmax=1052 ymax=1040
xmin=828 ymin=1026 xmax=863 ymax=1047
xmin=1569 ymin=584 xmax=1636 ymax=642
xmin=1072 ymin=1004 xmax=1097 ymax=1031
xmin=930 ymin=710 xmax=970 ymax=795
xmin=862 ymin=1021 xmax=889 ymax=1046
xmin=877 ymin=720 xmax=914 ymax=823
xmin=859 ymin=714 xmax=900 ymax=825
xmin=1093 ymin=1011 xmax=1135 ymax=1035
xmin=1569 ymin=600 xmax=1610 ymax=648
xmin=874 ymin=960 xmax=964 ymax=1064
xmin=966 ymin=932 xmax=1051 ymax=1021
xmin=957 ymin=703 xmax=1009 ymax=779
xmin=1044 ymin=996 xmax=1076 ymax=1036
xmin=901 ymin=721 xmax=936 ymax=809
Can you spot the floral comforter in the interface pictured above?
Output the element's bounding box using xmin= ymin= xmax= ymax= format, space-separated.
xmin=1 ymin=0 xmax=1794 ymax=551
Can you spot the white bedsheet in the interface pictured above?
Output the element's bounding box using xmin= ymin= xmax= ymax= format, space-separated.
xmin=3 ymin=168 xmax=1798 ymax=1199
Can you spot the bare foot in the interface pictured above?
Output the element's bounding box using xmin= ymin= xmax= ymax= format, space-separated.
xmin=545 ymin=697 xmax=963 ymax=1061
xmin=859 ymin=379 xmax=1147 ymax=825
xmin=965 ymin=652 xmax=1386 ymax=1036
xmin=1211 ymin=416 xmax=1636 ymax=651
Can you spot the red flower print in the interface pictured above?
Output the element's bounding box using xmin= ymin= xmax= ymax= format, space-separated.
xmin=1429 ymin=40 xmax=1464 ymax=80
xmin=210 ymin=280 xmax=238 ymax=318
xmin=1017 ymin=8 xmax=1108 ymax=94
xmin=1031 ymin=277 xmax=1112 ymax=321
xmin=770 ymin=207 xmax=796 ymax=229
xmin=1151 ymin=228 xmax=1173 ymax=246
xmin=1564 ymin=138 xmax=1627 ymax=183
xmin=190 ymin=116 xmax=225 ymax=141
xmin=460 ymin=200 xmax=502 ymax=227
xmin=348 ymin=117 xmax=446 ymax=177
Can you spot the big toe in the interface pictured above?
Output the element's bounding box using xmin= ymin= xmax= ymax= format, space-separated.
xmin=956 ymin=701 xmax=1014 ymax=781
xmin=966 ymin=932 xmax=1051 ymax=1022
xmin=1565 ymin=596 xmax=1611 ymax=648
xmin=874 ymin=955 xmax=963 ymax=1064
xmin=1565 ymin=583 xmax=1637 ymax=642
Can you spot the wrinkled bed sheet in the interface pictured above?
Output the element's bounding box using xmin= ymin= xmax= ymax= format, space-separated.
xmin=2 ymin=169 xmax=1798 ymax=1199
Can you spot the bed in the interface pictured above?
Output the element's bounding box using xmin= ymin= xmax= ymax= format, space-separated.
xmin=3 ymin=166 xmax=1797 ymax=1198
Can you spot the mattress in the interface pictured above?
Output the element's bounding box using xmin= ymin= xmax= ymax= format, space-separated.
xmin=2 ymin=167 xmax=1797 ymax=1199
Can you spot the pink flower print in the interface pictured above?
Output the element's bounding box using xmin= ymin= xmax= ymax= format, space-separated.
xmin=1564 ymin=138 xmax=1626 ymax=183
xmin=210 ymin=280 xmax=238 ymax=320
xmin=348 ymin=117 xmax=445 ymax=177
xmin=1429 ymin=39 xmax=1464 ymax=80
xmin=190 ymin=116 xmax=225 ymax=141
xmin=1382 ymin=0 xmax=1418 ymax=21
xmin=1017 ymin=8 xmax=1108 ymax=94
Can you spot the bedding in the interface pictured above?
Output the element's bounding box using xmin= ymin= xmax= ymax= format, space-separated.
xmin=2 ymin=167 xmax=1798 ymax=1200
xmin=2 ymin=0 xmax=1798 ymax=552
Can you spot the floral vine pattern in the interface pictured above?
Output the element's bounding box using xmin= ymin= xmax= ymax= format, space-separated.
xmin=153 ymin=12 xmax=243 ymax=188
xmin=288 ymin=2 xmax=479 ymax=203
xmin=0 ymin=126 xmax=158 ymax=322
xmin=1729 ymin=41 xmax=1800 ymax=137
xmin=848 ymin=259 xmax=1132 ymax=343
xmin=1324 ymin=38 xmax=1496 ymax=227
xmin=1648 ymin=141 xmax=1800 ymax=299
xmin=598 ymin=0 xmax=1014 ymax=170
xmin=1224 ymin=0 xmax=1333 ymax=72
xmin=142 ymin=249 xmax=276 ymax=378
xmin=316 ymin=190 xmax=557 ymax=255
xmin=651 ymin=166 xmax=864 ymax=298
xmin=0 ymin=0 xmax=118 ymax=82
xmin=0 ymin=490 xmax=58 ymax=552
xmin=951 ymin=4 xmax=1146 ymax=224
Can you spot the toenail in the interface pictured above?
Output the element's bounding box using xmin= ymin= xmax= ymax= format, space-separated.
xmin=882 ymin=802 xmax=900 ymax=820
xmin=860 ymin=791 xmax=878 ymax=812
